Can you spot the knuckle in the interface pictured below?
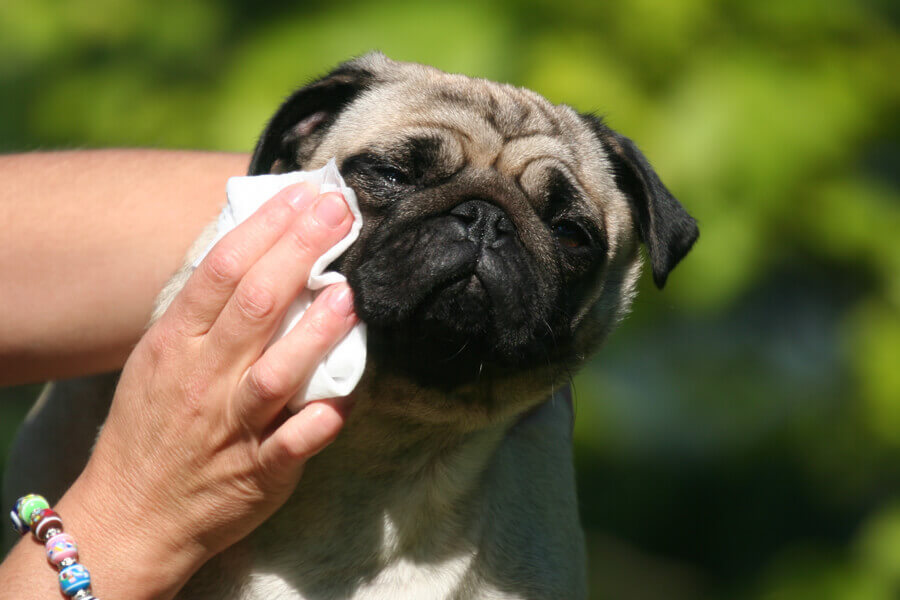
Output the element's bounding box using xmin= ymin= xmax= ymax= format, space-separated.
xmin=247 ymin=362 xmax=286 ymax=403
xmin=178 ymin=377 xmax=210 ymax=420
xmin=259 ymin=203 xmax=291 ymax=233
xmin=203 ymin=247 xmax=243 ymax=286
xmin=284 ymin=226 xmax=317 ymax=258
xmin=300 ymin=311 xmax=335 ymax=349
xmin=234 ymin=280 xmax=276 ymax=320
xmin=144 ymin=325 xmax=179 ymax=363
xmin=280 ymin=429 xmax=313 ymax=461
xmin=294 ymin=211 xmax=343 ymax=254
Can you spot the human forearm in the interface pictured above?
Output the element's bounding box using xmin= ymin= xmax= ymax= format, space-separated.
xmin=0 ymin=150 xmax=248 ymax=384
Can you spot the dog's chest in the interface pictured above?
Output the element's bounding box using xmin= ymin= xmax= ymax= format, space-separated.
xmin=245 ymin=553 xmax=478 ymax=600
xmin=184 ymin=498 xmax=487 ymax=600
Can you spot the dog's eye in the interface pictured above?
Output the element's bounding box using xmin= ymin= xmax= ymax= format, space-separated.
xmin=552 ymin=222 xmax=590 ymax=249
xmin=373 ymin=165 xmax=409 ymax=185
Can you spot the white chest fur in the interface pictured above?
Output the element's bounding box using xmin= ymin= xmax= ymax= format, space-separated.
xmin=245 ymin=552 xmax=477 ymax=600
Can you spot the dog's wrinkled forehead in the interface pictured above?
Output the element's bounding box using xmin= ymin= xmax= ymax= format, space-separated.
xmin=308 ymin=60 xmax=633 ymax=247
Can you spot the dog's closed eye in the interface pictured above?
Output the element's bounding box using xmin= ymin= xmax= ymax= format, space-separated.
xmin=552 ymin=221 xmax=590 ymax=249
xmin=372 ymin=164 xmax=409 ymax=186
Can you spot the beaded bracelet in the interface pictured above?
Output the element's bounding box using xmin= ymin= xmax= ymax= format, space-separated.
xmin=9 ymin=494 xmax=99 ymax=599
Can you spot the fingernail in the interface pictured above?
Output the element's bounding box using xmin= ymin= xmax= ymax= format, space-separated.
xmin=330 ymin=285 xmax=355 ymax=316
xmin=314 ymin=193 xmax=349 ymax=228
xmin=288 ymin=183 xmax=316 ymax=209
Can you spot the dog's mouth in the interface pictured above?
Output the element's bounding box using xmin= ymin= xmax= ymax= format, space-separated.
xmin=413 ymin=271 xmax=492 ymax=343
xmin=344 ymin=206 xmax=570 ymax=387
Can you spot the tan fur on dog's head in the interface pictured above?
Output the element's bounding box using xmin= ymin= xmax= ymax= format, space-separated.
xmin=246 ymin=53 xmax=697 ymax=427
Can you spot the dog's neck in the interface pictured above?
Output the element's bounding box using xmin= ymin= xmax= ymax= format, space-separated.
xmin=259 ymin=380 xmax=519 ymax=560
xmin=301 ymin=393 xmax=511 ymax=515
xmin=315 ymin=369 xmax=530 ymax=474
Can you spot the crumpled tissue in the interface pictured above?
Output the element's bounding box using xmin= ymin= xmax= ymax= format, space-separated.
xmin=194 ymin=159 xmax=366 ymax=411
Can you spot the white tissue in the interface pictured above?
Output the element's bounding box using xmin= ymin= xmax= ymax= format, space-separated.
xmin=194 ymin=159 xmax=366 ymax=411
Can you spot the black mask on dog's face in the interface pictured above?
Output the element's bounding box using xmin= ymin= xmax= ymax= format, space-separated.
xmin=248 ymin=53 xmax=698 ymax=391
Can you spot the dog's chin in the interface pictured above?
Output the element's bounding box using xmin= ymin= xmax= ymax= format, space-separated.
xmin=358 ymin=271 xmax=568 ymax=390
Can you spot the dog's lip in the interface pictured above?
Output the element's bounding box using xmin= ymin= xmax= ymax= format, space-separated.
xmin=419 ymin=270 xmax=490 ymax=311
xmin=433 ymin=270 xmax=485 ymax=295
xmin=464 ymin=273 xmax=486 ymax=294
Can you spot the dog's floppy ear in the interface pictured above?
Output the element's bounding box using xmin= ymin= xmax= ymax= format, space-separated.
xmin=582 ymin=115 xmax=699 ymax=288
xmin=248 ymin=61 xmax=375 ymax=175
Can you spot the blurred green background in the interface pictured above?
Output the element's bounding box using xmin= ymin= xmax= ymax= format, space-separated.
xmin=1 ymin=0 xmax=898 ymax=598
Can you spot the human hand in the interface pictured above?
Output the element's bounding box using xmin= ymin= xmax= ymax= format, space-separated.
xmin=57 ymin=183 xmax=357 ymax=599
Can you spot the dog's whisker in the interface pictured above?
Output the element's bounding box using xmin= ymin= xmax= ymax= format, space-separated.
xmin=441 ymin=338 xmax=472 ymax=363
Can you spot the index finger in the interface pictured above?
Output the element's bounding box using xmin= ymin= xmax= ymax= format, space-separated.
xmin=160 ymin=182 xmax=318 ymax=337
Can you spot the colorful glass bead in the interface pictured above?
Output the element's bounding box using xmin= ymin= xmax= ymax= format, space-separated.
xmin=9 ymin=506 xmax=29 ymax=534
xmin=17 ymin=494 xmax=50 ymax=526
xmin=31 ymin=508 xmax=63 ymax=541
xmin=59 ymin=562 xmax=91 ymax=596
xmin=46 ymin=532 xmax=79 ymax=565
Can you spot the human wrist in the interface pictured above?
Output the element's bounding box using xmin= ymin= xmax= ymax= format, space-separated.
xmin=55 ymin=470 xmax=212 ymax=600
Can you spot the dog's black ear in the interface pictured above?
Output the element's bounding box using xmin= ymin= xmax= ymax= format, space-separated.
xmin=248 ymin=61 xmax=375 ymax=175
xmin=582 ymin=115 xmax=699 ymax=288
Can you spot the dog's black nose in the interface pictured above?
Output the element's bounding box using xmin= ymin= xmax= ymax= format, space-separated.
xmin=451 ymin=200 xmax=515 ymax=247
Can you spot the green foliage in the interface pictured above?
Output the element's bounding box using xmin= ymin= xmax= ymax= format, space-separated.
xmin=1 ymin=1 xmax=898 ymax=598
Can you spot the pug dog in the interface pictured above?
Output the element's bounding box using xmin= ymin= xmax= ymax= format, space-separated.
xmin=4 ymin=53 xmax=698 ymax=598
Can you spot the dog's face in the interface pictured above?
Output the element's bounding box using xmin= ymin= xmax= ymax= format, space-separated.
xmin=249 ymin=53 xmax=698 ymax=423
